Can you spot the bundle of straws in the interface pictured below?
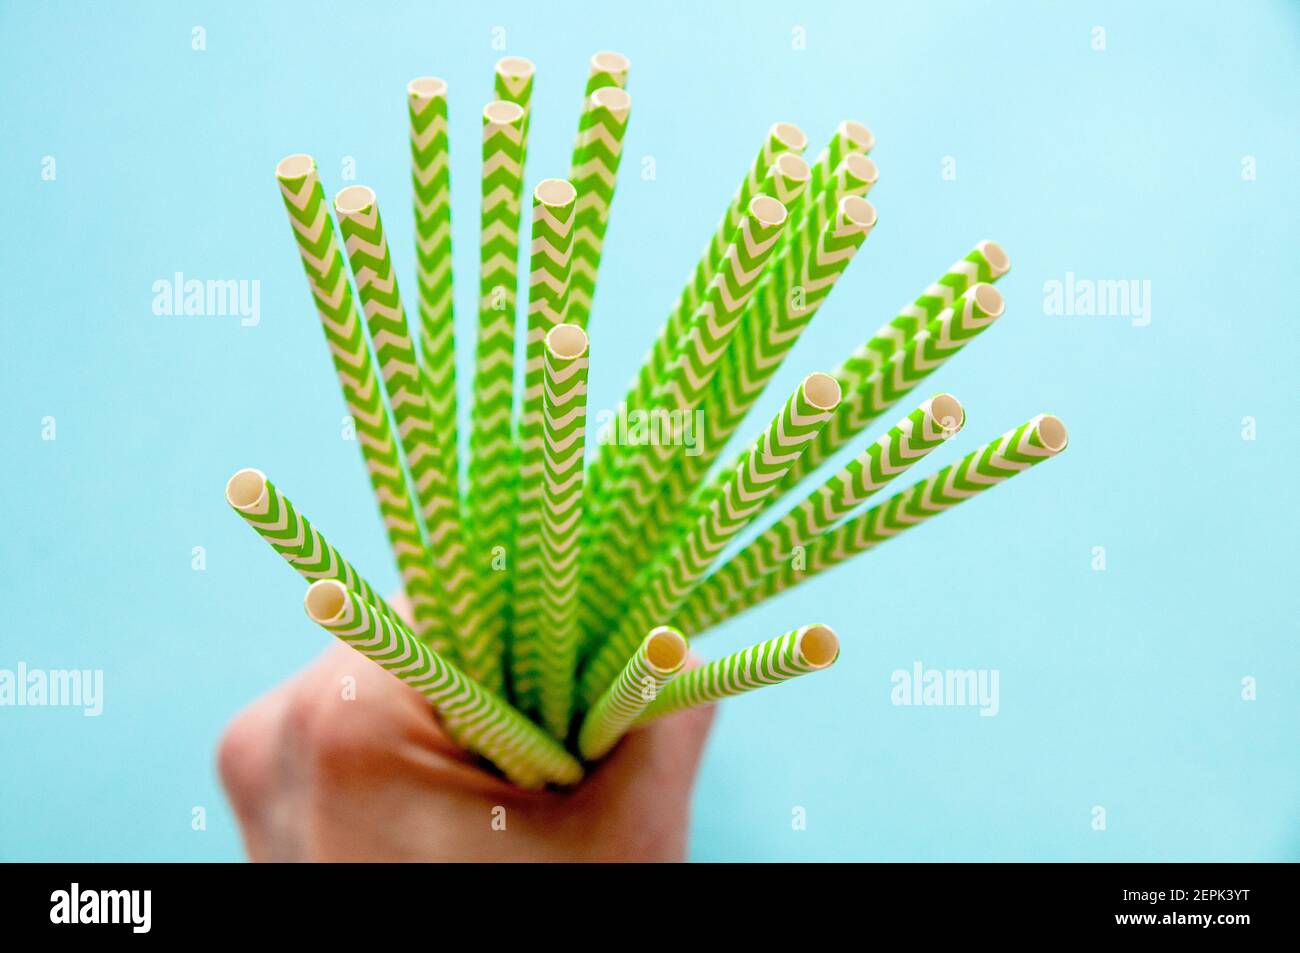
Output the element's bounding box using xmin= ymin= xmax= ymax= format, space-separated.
xmin=226 ymin=52 xmax=1069 ymax=789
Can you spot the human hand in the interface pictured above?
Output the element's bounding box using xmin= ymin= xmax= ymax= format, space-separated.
xmin=218 ymin=605 xmax=714 ymax=861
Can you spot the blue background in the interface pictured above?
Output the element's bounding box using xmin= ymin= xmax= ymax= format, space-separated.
xmin=1 ymin=0 xmax=1296 ymax=861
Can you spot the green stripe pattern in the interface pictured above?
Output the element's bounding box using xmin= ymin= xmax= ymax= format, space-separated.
xmin=511 ymin=181 xmax=579 ymax=711
xmin=467 ymin=100 xmax=528 ymax=646
xmin=335 ymin=186 xmax=490 ymax=680
xmin=578 ymin=626 xmax=686 ymax=760
xmin=408 ymin=78 xmax=460 ymax=513
xmin=304 ymin=582 xmax=583 ymax=789
xmin=535 ymin=325 xmax=591 ymax=739
xmin=585 ymin=122 xmax=807 ymax=512
xmin=494 ymin=56 xmax=535 ymax=155
xmin=834 ymin=240 xmax=1011 ymax=392
xmin=274 ymin=155 xmax=441 ymax=647
xmin=668 ymin=394 xmax=964 ymax=636
xmin=225 ymin=468 xmax=401 ymax=629
xmin=788 ymin=282 xmax=1006 ymax=492
xmin=579 ymin=196 xmax=789 ymax=639
xmin=674 ymin=414 xmax=1069 ymax=634
xmin=567 ymin=85 xmax=632 ymax=329
xmin=639 ymin=625 xmax=840 ymax=722
xmin=581 ymin=372 xmax=840 ymax=705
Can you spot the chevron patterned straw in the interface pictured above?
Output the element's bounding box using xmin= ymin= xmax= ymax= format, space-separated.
xmin=639 ymin=624 xmax=840 ymax=721
xmin=467 ymin=99 xmax=528 ymax=642
xmin=639 ymin=193 xmax=878 ymax=571
xmin=788 ymin=282 xmax=1006 ymax=492
xmin=304 ymin=581 xmax=582 ymax=789
xmin=225 ymin=468 xmax=402 ymax=629
xmin=580 ymin=194 xmax=790 ymax=636
xmin=585 ymin=122 xmax=807 ymax=509
xmin=667 ymin=394 xmax=963 ymax=636
xmin=805 ymin=120 xmax=875 ymax=221
xmin=334 ymin=185 xmax=494 ymax=683
xmin=534 ymin=324 xmax=591 ymax=739
xmin=581 ymin=372 xmax=842 ymax=705
xmin=834 ymin=240 xmax=1011 ymax=392
xmin=407 ymin=77 xmax=461 ymax=511
xmin=273 ymin=154 xmax=442 ymax=649
xmin=494 ymin=55 xmax=535 ymax=132
xmin=567 ymin=85 xmax=632 ymax=329
xmin=674 ymin=414 xmax=1069 ymax=635
xmin=511 ymin=180 xmax=579 ymax=711
xmin=578 ymin=626 xmax=687 ymax=760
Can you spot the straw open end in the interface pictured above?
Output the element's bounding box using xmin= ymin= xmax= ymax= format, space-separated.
xmin=772 ymin=121 xmax=808 ymax=152
xmin=407 ymin=76 xmax=447 ymax=99
xmin=840 ymin=195 xmax=877 ymax=229
xmin=979 ymin=240 xmax=1010 ymax=275
xmin=930 ymin=393 xmax=965 ymax=432
xmin=797 ymin=625 xmax=840 ymax=668
xmin=1037 ymin=415 xmax=1069 ymax=453
xmin=546 ymin=323 xmax=588 ymax=360
xmin=275 ymin=154 xmax=314 ymax=180
xmin=844 ymin=152 xmax=879 ymax=185
xmin=225 ymin=468 xmax=268 ymax=511
xmin=803 ymin=372 xmax=842 ymax=411
xmin=535 ymin=178 xmax=576 ymax=207
xmin=972 ymin=282 xmax=1005 ymax=317
xmin=591 ymin=50 xmax=630 ymax=74
xmin=774 ymin=152 xmax=811 ymax=182
xmin=484 ymin=100 xmax=525 ymax=124
xmin=304 ymin=580 xmax=349 ymax=625
xmin=842 ymin=119 xmax=875 ymax=152
xmin=749 ymin=194 xmax=787 ymax=227
xmin=334 ymin=185 xmax=375 ymax=214
xmin=645 ymin=627 xmax=688 ymax=674
xmin=496 ymin=56 xmax=536 ymax=80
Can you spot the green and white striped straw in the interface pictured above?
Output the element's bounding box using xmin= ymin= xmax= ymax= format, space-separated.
xmin=407 ymin=77 xmax=460 ymax=511
xmin=511 ymin=180 xmax=579 ymax=711
xmin=581 ymin=50 xmax=630 ymax=97
xmin=639 ymin=193 xmax=878 ymax=572
xmin=580 ymin=195 xmax=790 ymax=638
xmin=666 ymin=394 xmax=963 ymax=636
xmin=639 ymin=624 xmax=840 ymax=722
xmin=581 ymin=372 xmax=841 ymax=705
xmin=585 ymin=122 xmax=807 ymax=510
xmin=673 ymin=414 xmax=1069 ymax=635
xmin=467 ymin=100 xmax=528 ymax=642
xmin=493 ymin=55 xmax=535 ymax=141
xmin=804 ymin=120 xmax=875 ymax=223
xmin=225 ymin=468 xmax=401 ymax=629
xmin=534 ymin=324 xmax=591 ymax=739
xmin=303 ymin=581 xmax=583 ymax=789
xmin=834 ymin=240 xmax=1011 ymax=393
xmin=334 ymin=185 xmax=492 ymax=683
xmin=567 ymin=85 xmax=633 ymax=329
xmin=273 ymin=154 xmax=442 ymax=648
xmin=578 ymin=626 xmax=687 ymax=760
xmin=788 ymin=282 xmax=1006 ymax=492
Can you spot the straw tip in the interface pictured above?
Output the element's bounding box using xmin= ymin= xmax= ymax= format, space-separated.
xmin=484 ymin=99 xmax=526 ymax=123
xmin=591 ymin=85 xmax=631 ymax=112
xmin=1036 ymin=415 xmax=1069 ymax=453
xmin=930 ymin=393 xmax=965 ymax=432
xmin=772 ymin=121 xmax=808 ymax=152
xmin=495 ymin=55 xmax=536 ymax=78
xmin=748 ymin=193 xmax=788 ymax=227
xmin=978 ymin=240 xmax=1011 ymax=274
xmin=797 ymin=624 xmax=840 ymax=668
xmin=803 ymin=373 xmax=843 ymax=411
xmin=645 ymin=626 xmax=689 ymax=673
xmin=545 ymin=323 xmax=589 ymax=359
xmin=274 ymin=153 xmax=314 ymax=181
xmin=841 ymin=119 xmax=875 ymax=151
xmin=971 ymin=282 xmax=1005 ymax=317
xmin=407 ymin=76 xmax=447 ymax=99
xmin=840 ymin=194 xmax=877 ymax=229
xmin=304 ymin=580 xmax=349 ymax=624
xmin=334 ymin=184 xmax=376 ymax=214
xmin=225 ymin=468 xmax=268 ymax=510
xmin=535 ymin=177 xmax=577 ymax=207
xmin=591 ymin=50 xmax=630 ymax=73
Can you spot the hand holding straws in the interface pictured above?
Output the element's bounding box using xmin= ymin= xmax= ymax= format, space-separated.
xmin=232 ymin=52 xmax=1069 ymax=787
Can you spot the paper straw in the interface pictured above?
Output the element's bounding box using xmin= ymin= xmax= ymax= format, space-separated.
xmin=304 ymin=581 xmax=583 ymax=789
xmin=581 ymin=372 xmax=841 ymax=705
xmin=787 ymin=282 xmax=1006 ymax=492
xmin=511 ymin=180 xmax=579 ymax=711
xmin=585 ymin=122 xmax=807 ymax=511
xmin=407 ymin=77 xmax=461 ymax=513
xmin=580 ymin=49 xmax=630 ymax=97
xmin=493 ymin=55 xmax=535 ymax=142
xmin=640 ymin=193 xmax=877 ymax=573
xmin=273 ymin=154 xmax=442 ymax=648
xmin=667 ymin=394 xmax=963 ymax=636
xmin=225 ymin=468 xmax=402 ymax=629
xmin=639 ymin=625 xmax=840 ymax=722
xmin=805 ymin=120 xmax=875 ymax=220
xmin=534 ymin=324 xmax=591 ymax=739
xmin=834 ymin=240 xmax=1011 ymax=393
xmin=566 ymin=86 xmax=633 ymax=329
xmin=579 ymin=195 xmax=789 ymax=639
xmin=466 ymin=100 xmax=528 ymax=641
xmin=578 ymin=626 xmax=687 ymax=760
xmin=335 ymin=185 xmax=493 ymax=685
xmin=674 ymin=414 xmax=1069 ymax=635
